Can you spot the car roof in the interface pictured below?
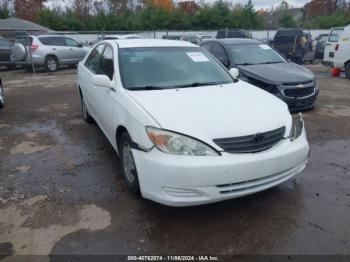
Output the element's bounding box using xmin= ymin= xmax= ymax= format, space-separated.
xmin=205 ymin=38 xmax=261 ymax=45
xmin=103 ymin=39 xmax=197 ymax=48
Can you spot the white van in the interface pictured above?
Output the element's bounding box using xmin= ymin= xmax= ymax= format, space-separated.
xmin=323 ymin=27 xmax=344 ymax=66
xmin=333 ymin=24 xmax=350 ymax=78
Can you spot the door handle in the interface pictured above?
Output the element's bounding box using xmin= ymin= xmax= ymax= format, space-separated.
xmin=52 ymin=48 xmax=56 ymax=50
xmin=69 ymin=48 xmax=73 ymax=50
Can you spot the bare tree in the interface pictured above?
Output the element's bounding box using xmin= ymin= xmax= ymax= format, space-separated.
xmin=14 ymin=0 xmax=46 ymax=21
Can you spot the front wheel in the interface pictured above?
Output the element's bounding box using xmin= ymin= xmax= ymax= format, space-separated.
xmin=0 ymin=82 xmax=5 ymax=108
xmin=119 ymin=132 xmax=140 ymax=193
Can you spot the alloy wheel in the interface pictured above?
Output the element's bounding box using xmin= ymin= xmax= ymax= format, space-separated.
xmin=47 ymin=59 xmax=57 ymax=71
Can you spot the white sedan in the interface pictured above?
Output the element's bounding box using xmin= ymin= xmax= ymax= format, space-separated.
xmin=77 ymin=39 xmax=309 ymax=207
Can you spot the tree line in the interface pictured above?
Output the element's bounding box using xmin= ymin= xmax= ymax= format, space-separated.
xmin=0 ymin=0 xmax=350 ymax=31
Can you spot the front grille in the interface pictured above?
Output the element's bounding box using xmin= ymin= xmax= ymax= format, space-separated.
xmin=284 ymin=86 xmax=315 ymax=98
xmin=213 ymin=127 xmax=286 ymax=154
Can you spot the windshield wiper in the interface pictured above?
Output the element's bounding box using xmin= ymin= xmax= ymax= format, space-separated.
xmin=236 ymin=63 xmax=255 ymax=66
xmin=258 ymin=61 xmax=284 ymax=65
xmin=172 ymin=81 xmax=221 ymax=89
xmin=127 ymin=85 xmax=166 ymax=91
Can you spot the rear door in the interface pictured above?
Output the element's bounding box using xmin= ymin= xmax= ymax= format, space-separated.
xmin=92 ymin=44 xmax=115 ymax=139
xmin=324 ymin=28 xmax=344 ymax=63
xmin=39 ymin=36 xmax=70 ymax=63
xmin=80 ymin=44 xmax=105 ymax=118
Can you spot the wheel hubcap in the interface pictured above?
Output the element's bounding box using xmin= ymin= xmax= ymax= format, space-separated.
xmin=47 ymin=59 xmax=57 ymax=71
xmin=122 ymin=142 xmax=136 ymax=183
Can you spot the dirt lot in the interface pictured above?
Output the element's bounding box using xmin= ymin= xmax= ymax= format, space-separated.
xmin=0 ymin=65 xmax=350 ymax=256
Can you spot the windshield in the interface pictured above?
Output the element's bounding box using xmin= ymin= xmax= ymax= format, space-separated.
xmin=328 ymin=28 xmax=344 ymax=43
xmin=119 ymin=47 xmax=233 ymax=90
xmin=228 ymin=44 xmax=285 ymax=65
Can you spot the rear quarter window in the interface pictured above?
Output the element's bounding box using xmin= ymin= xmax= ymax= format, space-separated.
xmin=16 ymin=37 xmax=33 ymax=46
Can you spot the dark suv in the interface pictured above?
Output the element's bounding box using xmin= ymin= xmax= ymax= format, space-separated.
xmin=273 ymin=29 xmax=312 ymax=64
xmin=201 ymin=38 xmax=319 ymax=112
xmin=216 ymin=29 xmax=252 ymax=39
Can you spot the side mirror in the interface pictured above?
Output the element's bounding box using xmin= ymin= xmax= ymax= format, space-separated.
xmin=229 ymin=68 xmax=239 ymax=79
xmin=93 ymin=75 xmax=113 ymax=89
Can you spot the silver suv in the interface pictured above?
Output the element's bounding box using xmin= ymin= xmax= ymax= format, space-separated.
xmin=11 ymin=35 xmax=89 ymax=72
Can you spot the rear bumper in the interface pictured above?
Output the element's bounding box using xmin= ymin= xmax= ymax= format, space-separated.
xmin=132 ymin=131 xmax=309 ymax=207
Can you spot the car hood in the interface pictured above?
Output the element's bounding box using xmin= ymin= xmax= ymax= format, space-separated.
xmin=127 ymin=82 xmax=291 ymax=150
xmin=237 ymin=62 xmax=314 ymax=84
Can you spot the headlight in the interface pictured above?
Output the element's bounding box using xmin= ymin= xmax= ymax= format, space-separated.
xmin=146 ymin=127 xmax=219 ymax=156
xmin=290 ymin=113 xmax=304 ymax=141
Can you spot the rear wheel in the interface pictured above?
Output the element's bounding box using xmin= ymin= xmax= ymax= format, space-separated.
xmin=45 ymin=56 xmax=58 ymax=72
xmin=119 ymin=132 xmax=140 ymax=193
xmin=0 ymin=82 xmax=5 ymax=108
xmin=345 ymin=62 xmax=350 ymax=79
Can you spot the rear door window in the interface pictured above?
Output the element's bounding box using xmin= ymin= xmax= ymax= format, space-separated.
xmin=16 ymin=37 xmax=33 ymax=46
xmin=39 ymin=37 xmax=66 ymax=46
xmin=49 ymin=37 xmax=66 ymax=46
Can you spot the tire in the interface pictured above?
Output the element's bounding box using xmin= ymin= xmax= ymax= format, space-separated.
xmin=119 ymin=132 xmax=140 ymax=194
xmin=80 ymin=91 xmax=94 ymax=123
xmin=45 ymin=56 xmax=58 ymax=72
xmin=0 ymin=82 xmax=5 ymax=108
xmin=345 ymin=62 xmax=350 ymax=79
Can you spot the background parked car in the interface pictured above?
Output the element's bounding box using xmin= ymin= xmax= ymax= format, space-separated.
xmin=201 ymin=38 xmax=318 ymax=111
xmin=0 ymin=78 xmax=4 ymax=108
xmin=0 ymin=37 xmax=16 ymax=70
xmin=323 ymin=27 xmax=344 ymax=66
xmin=332 ymin=24 xmax=350 ymax=79
xmin=273 ymin=29 xmax=312 ymax=64
xmin=162 ymin=35 xmax=182 ymax=40
xmin=216 ymin=29 xmax=252 ymax=39
xmin=315 ymin=34 xmax=329 ymax=59
xmin=11 ymin=35 xmax=89 ymax=72
xmin=181 ymin=34 xmax=213 ymax=45
xmin=99 ymin=34 xmax=142 ymax=41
